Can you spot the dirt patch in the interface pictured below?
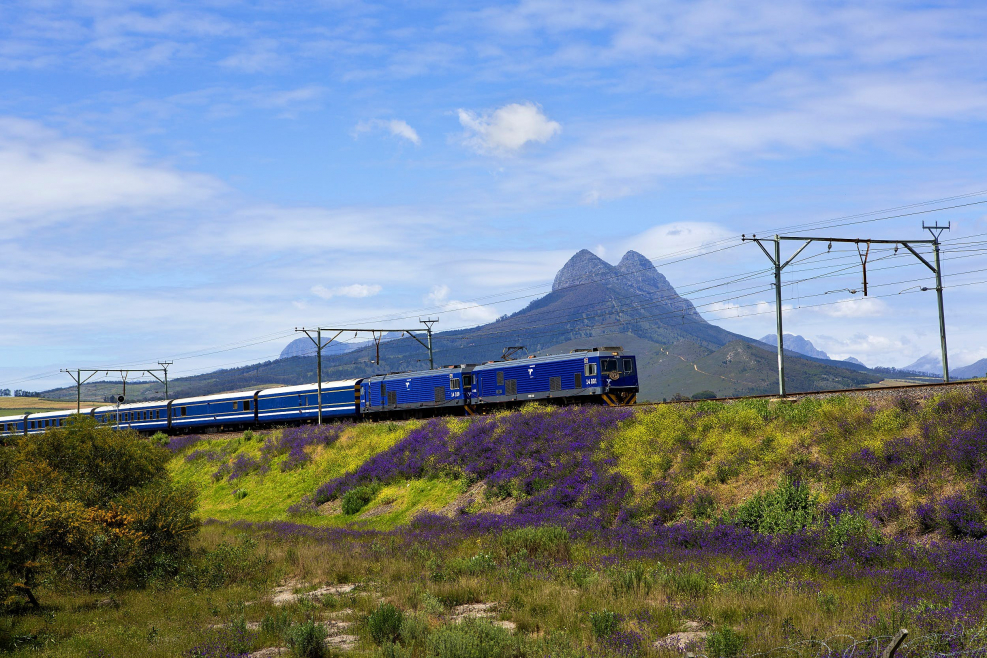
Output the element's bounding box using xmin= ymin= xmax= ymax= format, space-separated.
xmin=248 ymin=649 xmax=288 ymax=658
xmin=359 ymin=501 xmax=398 ymax=519
xmin=316 ymin=499 xmax=342 ymax=516
xmin=271 ymin=581 xmax=357 ymax=606
xmin=437 ymin=483 xmax=517 ymax=517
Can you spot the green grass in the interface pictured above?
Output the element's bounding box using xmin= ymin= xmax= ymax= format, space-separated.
xmin=167 ymin=422 xmax=429 ymax=526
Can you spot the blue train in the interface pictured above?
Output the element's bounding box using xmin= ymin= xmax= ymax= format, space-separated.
xmin=0 ymin=349 xmax=637 ymax=437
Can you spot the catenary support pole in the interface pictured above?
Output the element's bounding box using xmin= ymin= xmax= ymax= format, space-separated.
xmin=933 ymin=236 xmax=949 ymax=383
xmin=317 ymin=328 xmax=323 ymax=425
xmin=420 ymin=318 xmax=438 ymax=369
xmin=774 ymin=236 xmax=786 ymax=397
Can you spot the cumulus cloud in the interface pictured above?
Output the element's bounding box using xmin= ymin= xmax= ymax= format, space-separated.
xmin=311 ymin=283 xmax=382 ymax=299
xmin=354 ymin=118 xmax=421 ymax=145
xmin=458 ymin=102 xmax=561 ymax=154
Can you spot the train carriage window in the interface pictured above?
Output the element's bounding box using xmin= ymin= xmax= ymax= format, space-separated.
xmin=622 ymin=358 xmax=634 ymax=373
xmin=155 ymin=410 xmax=160 ymax=419
xmin=233 ymin=400 xmax=239 ymax=411
xmin=584 ymin=363 xmax=598 ymax=377
xmin=244 ymin=400 xmax=251 ymax=411
xmin=450 ymin=377 xmax=461 ymax=390
xmin=549 ymin=376 xmax=561 ymax=392
xmin=181 ymin=407 xmax=187 ymax=417
xmin=497 ymin=371 xmax=504 ymax=386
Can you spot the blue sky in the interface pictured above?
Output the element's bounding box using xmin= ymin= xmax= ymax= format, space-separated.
xmin=3 ymin=0 xmax=987 ymax=391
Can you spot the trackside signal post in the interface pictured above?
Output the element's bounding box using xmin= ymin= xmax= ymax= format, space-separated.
xmin=295 ymin=318 xmax=438 ymax=425
xmin=743 ymin=224 xmax=949 ymax=396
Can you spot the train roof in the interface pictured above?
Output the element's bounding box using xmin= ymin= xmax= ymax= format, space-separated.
xmin=93 ymin=400 xmax=169 ymax=413
xmin=258 ymin=380 xmax=359 ymax=396
xmin=0 ymin=413 xmax=27 ymax=422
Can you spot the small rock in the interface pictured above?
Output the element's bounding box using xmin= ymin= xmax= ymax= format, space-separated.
xmin=325 ymin=634 xmax=358 ymax=650
xmin=653 ymin=631 xmax=708 ymax=654
xmin=680 ymin=620 xmax=703 ymax=632
xmin=450 ymin=602 xmax=498 ymax=621
xmin=271 ymin=582 xmax=357 ymax=606
xmin=493 ymin=620 xmax=517 ymax=631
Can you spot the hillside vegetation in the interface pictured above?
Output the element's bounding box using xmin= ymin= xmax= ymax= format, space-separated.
xmin=172 ymin=390 xmax=987 ymax=539
xmin=6 ymin=389 xmax=987 ymax=657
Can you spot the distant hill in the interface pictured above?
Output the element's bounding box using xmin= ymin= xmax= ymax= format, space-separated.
xmin=904 ymin=353 xmax=945 ymax=377
xmin=758 ymin=334 xmax=829 ymax=360
xmin=41 ymin=248 xmax=887 ymax=402
xmin=279 ymin=337 xmax=360 ymax=359
xmin=953 ymin=358 xmax=987 ymax=379
xmin=844 ymin=357 xmax=865 ymax=366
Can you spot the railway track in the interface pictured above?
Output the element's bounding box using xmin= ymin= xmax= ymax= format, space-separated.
xmin=632 ymin=377 xmax=984 ymax=407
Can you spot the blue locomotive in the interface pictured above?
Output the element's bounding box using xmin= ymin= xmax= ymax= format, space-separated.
xmin=0 ymin=348 xmax=637 ymax=436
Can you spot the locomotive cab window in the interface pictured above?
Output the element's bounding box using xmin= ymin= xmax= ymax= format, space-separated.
xmin=462 ymin=374 xmax=473 ymax=387
xmin=584 ymin=363 xmax=598 ymax=377
xmin=622 ymin=358 xmax=634 ymax=373
xmin=601 ymin=358 xmax=618 ymax=372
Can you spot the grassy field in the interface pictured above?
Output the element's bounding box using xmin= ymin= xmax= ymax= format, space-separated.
xmin=6 ymin=391 xmax=987 ymax=657
xmin=0 ymin=396 xmax=103 ymax=416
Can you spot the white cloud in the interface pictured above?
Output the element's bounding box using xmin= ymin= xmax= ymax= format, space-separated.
xmin=425 ymin=285 xmax=499 ymax=323
xmin=815 ymin=297 xmax=889 ymax=318
xmin=354 ymin=118 xmax=421 ymax=145
xmin=620 ymin=222 xmax=735 ymax=260
xmin=458 ymin=102 xmax=561 ymax=154
xmin=0 ymin=117 xmax=222 ymax=229
xmin=311 ymin=283 xmax=382 ymax=299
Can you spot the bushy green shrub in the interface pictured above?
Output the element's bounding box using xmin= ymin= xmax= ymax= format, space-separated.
xmin=589 ymin=610 xmax=620 ymax=639
xmin=498 ymin=526 xmax=571 ymax=560
xmin=428 ymin=619 xmax=517 ymax=658
xmin=342 ymin=483 xmax=381 ymax=515
xmin=0 ymin=417 xmax=198 ymax=596
xmin=286 ymin=619 xmax=327 ymax=658
xmin=706 ymin=627 xmax=745 ymax=657
xmin=367 ymin=603 xmax=404 ymax=645
xmin=728 ymin=477 xmax=819 ymax=535
xmin=825 ymin=512 xmax=884 ymax=549
xmin=448 ymin=553 xmax=497 ymax=576
xmin=261 ymin=609 xmax=292 ymax=639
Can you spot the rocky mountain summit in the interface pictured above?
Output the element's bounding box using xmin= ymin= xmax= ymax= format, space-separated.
xmin=758 ymin=333 xmax=830 ymax=360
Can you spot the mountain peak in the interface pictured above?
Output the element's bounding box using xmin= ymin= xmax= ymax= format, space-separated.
xmin=552 ymin=249 xmax=615 ymax=291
